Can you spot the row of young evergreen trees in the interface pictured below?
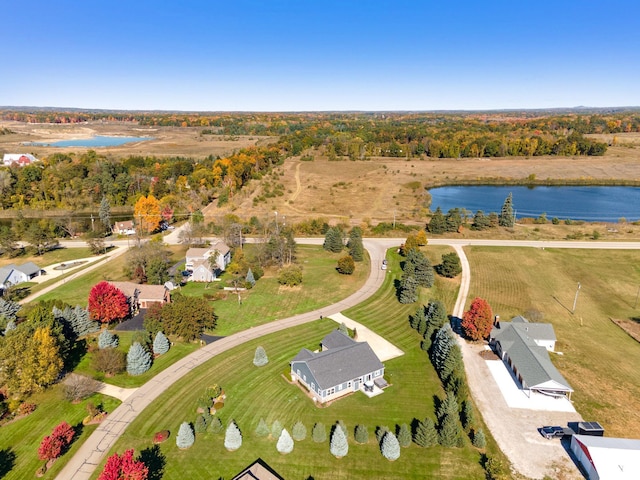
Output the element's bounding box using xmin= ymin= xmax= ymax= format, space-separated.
xmin=428 ymin=193 xmax=516 ymax=234
xmin=323 ymin=226 xmax=364 ymax=274
xmin=97 ymin=329 xmax=170 ymax=376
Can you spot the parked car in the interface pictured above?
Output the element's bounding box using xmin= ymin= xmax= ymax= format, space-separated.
xmin=541 ymin=426 xmax=565 ymax=439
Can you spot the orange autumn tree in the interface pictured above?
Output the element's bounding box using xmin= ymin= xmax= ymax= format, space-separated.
xmin=461 ymin=297 xmax=494 ymax=341
xmin=88 ymin=282 xmax=130 ymax=324
xmin=133 ymin=195 xmax=161 ymax=236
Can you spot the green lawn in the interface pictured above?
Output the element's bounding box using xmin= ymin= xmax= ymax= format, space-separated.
xmin=465 ymin=246 xmax=640 ymax=438
xmin=0 ymin=246 xmax=94 ymax=269
xmin=0 ymin=388 xmax=120 ymax=480
xmin=97 ymin=246 xmax=494 ymax=480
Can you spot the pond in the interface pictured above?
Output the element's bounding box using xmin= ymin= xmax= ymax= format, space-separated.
xmin=428 ymin=186 xmax=640 ymax=222
xmin=24 ymin=136 xmax=153 ymax=147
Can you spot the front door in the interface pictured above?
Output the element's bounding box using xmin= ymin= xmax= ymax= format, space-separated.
xmin=354 ymin=380 xmax=359 ymax=391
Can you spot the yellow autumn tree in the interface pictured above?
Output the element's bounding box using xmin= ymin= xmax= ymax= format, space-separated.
xmin=134 ymin=194 xmax=162 ymax=235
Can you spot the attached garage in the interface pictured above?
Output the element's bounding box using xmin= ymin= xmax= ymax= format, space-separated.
xmin=570 ymin=434 xmax=640 ymax=479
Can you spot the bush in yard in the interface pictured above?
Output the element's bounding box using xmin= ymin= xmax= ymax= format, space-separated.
xmin=312 ymin=422 xmax=326 ymax=443
xmin=176 ymin=422 xmax=195 ymax=449
xmin=38 ymin=421 xmax=75 ymax=462
xmin=292 ymin=421 xmax=307 ymax=441
xmin=152 ymin=331 xmax=170 ymax=355
xmin=472 ymin=429 xmax=487 ymax=449
xmin=354 ymin=424 xmax=368 ymax=444
xmin=225 ymin=421 xmax=242 ymax=451
xmin=153 ymin=430 xmax=170 ymax=444
xmin=461 ymin=297 xmax=494 ymax=341
xmin=397 ymin=423 xmax=411 ymax=448
xmin=375 ymin=425 xmax=390 ymax=444
xmin=336 ymin=255 xmax=355 ymax=275
xmin=255 ymin=418 xmax=269 ymax=437
xmin=271 ymin=419 xmax=283 ymax=439
xmin=381 ymin=432 xmax=401 ymax=461
xmin=98 ymin=449 xmax=148 ymax=480
xmin=142 ymin=303 xmax=163 ymax=336
xmin=414 ymin=417 xmax=438 ymax=447
xmin=63 ymin=374 xmax=100 ymax=402
xmin=194 ymin=414 xmax=207 ymax=433
xmin=98 ymin=330 xmax=119 ymax=349
xmin=330 ymin=424 xmax=348 ymax=458
xmin=93 ymin=348 xmax=126 ymax=376
xmin=277 ymin=264 xmax=303 ymax=287
xmin=126 ymin=342 xmax=152 ymax=376
xmin=253 ymin=346 xmax=268 ymax=367
xmin=208 ymin=417 xmax=223 ymax=434
xmin=436 ymin=252 xmax=462 ymax=278
xmin=336 ymin=420 xmax=347 ymax=437
xmin=276 ymin=428 xmax=294 ymax=454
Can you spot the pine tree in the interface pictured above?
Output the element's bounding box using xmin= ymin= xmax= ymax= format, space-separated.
xmin=438 ymin=412 xmax=462 ymax=447
xmin=397 ymin=423 xmax=411 ymax=448
xmin=414 ymin=417 xmax=438 ymax=447
xmin=407 ymin=249 xmax=434 ymax=288
xmin=399 ymin=274 xmax=418 ymax=304
xmin=224 ymin=421 xmax=243 ymax=451
xmin=153 ymin=331 xmax=170 ymax=355
xmin=323 ymin=227 xmax=343 ymax=253
xmin=428 ymin=207 xmax=446 ymax=234
xmin=246 ymin=268 xmax=256 ymax=287
xmin=409 ymin=305 xmax=425 ymax=331
xmin=176 ymin=422 xmax=195 ymax=449
xmin=441 ymin=344 xmax=463 ymax=385
xmin=381 ymin=432 xmax=401 ymax=461
xmin=0 ymin=298 xmax=21 ymax=322
xmin=436 ymin=252 xmax=462 ymax=278
xmin=312 ymin=422 xmax=326 ymax=443
xmin=126 ymin=342 xmax=152 ymax=375
xmin=208 ymin=417 xmax=223 ymax=434
xmin=99 ymin=196 xmax=112 ymax=232
xmin=255 ymin=418 xmax=269 ymax=437
xmin=253 ymin=346 xmax=269 ymax=367
xmin=354 ymin=424 xmax=369 ymax=444
xmin=424 ymin=300 xmax=448 ymax=340
xmin=336 ymin=420 xmax=347 ymax=437
xmin=330 ymin=424 xmax=349 ymax=458
xmin=472 ymin=429 xmax=486 ymax=449
xmin=194 ymin=414 xmax=207 ymax=433
xmin=472 ymin=210 xmax=491 ymax=230
xmin=437 ymin=392 xmax=459 ymax=423
xmin=499 ymin=192 xmax=515 ymax=227
xmin=98 ymin=329 xmax=119 ymax=349
xmin=431 ymin=324 xmax=455 ymax=374
xmin=271 ymin=420 xmax=283 ymax=439
xmin=347 ymin=227 xmax=364 ymax=261
xmin=375 ymin=425 xmax=390 ymax=444
xmin=461 ymin=400 xmax=475 ymax=432
xmin=276 ymin=428 xmax=294 ymax=454
xmin=292 ymin=421 xmax=307 ymax=441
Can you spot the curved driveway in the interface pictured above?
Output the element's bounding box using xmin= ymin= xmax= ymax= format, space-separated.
xmin=55 ymin=237 xmax=640 ymax=480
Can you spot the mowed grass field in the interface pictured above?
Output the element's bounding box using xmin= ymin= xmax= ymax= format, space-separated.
xmin=465 ymin=246 xmax=640 ymax=438
xmin=99 ymin=246 xmax=497 ymax=480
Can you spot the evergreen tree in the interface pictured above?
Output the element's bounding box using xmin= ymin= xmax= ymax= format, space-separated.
xmin=276 ymin=428 xmax=294 ymax=454
xmin=271 ymin=419 xmax=283 ymax=439
xmin=399 ymin=273 xmax=419 ymax=304
xmin=354 ymin=424 xmax=369 ymax=444
xmin=437 ymin=392 xmax=459 ymax=423
xmin=499 ymin=193 xmax=515 ymax=227
xmin=409 ymin=305 xmax=424 ymax=331
xmin=425 ymin=300 xmax=448 ymax=340
xmin=330 ymin=424 xmax=349 ymax=458
xmin=194 ymin=414 xmax=207 ymax=433
xmin=406 ymin=249 xmax=434 ymax=288
xmin=431 ymin=324 xmax=456 ymax=374
xmin=153 ymin=331 xmax=170 ymax=355
xmin=436 ymin=252 xmax=462 ymax=278
xmin=347 ymin=227 xmax=364 ymax=261
xmin=444 ymin=208 xmax=463 ymax=232
xmin=312 ymin=422 xmax=326 ymax=443
xmin=99 ymin=196 xmax=112 ymax=232
xmin=0 ymin=298 xmax=20 ymax=322
xmin=375 ymin=425 xmax=390 ymax=444
xmin=427 ymin=207 xmax=446 ymax=234
xmin=208 ymin=417 xmax=223 ymax=434
xmin=472 ymin=429 xmax=486 ymax=449
xmin=381 ymin=432 xmax=401 ymax=461
xmin=397 ymin=423 xmax=411 ymax=448
xmin=471 ymin=210 xmax=491 ymax=230
xmin=322 ymin=227 xmax=343 ymax=253
xmin=126 ymin=342 xmax=152 ymax=375
xmin=253 ymin=346 xmax=269 ymax=367
xmin=225 ymin=421 xmax=243 ymax=450
xmin=336 ymin=420 xmax=348 ymax=437
xmin=255 ymin=418 xmax=269 ymax=437
xmin=3 ymin=319 xmax=16 ymax=334
xmin=462 ymin=400 xmax=475 ymax=432
xmin=414 ymin=418 xmax=438 ymax=447
xmin=438 ymin=412 xmax=462 ymax=447
xmin=98 ymin=329 xmax=119 ymax=349
xmin=338 ymin=322 xmax=349 ymax=336
xmin=246 ymin=268 xmax=256 ymax=287
xmin=441 ymin=344 xmax=463 ymax=385
xmin=292 ymin=421 xmax=307 ymax=441
xmin=176 ymin=422 xmax=195 ymax=449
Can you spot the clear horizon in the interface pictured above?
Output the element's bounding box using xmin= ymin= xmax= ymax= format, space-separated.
xmin=3 ymin=1 xmax=640 ymax=112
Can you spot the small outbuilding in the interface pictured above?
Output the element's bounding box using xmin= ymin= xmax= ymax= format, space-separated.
xmin=570 ymin=434 xmax=640 ymax=479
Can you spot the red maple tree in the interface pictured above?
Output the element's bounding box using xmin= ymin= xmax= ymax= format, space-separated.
xmin=98 ymin=449 xmax=148 ymax=480
xmin=461 ymin=297 xmax=494 ymax=341
xmin=88 ymin=281 xmax=130 ymax=324
xmin=38 ymin=421 xmax=75 ymax=462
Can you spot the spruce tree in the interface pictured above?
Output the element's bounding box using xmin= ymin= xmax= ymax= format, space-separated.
xmin=271 ymin=420 xmax=283 ymax=439
xmin=499 ymin=193 xmax=515 ymax=227
xmin=153 ymin=331 xmax=170 ymax=355
xmin=347 ymin=227 xmax=364 ymax=261
xmin=246 ymin=268 xmax=256 ymax=287
xmin=208 ymin=417 xmax=223 ymax=434
xmin=126 ymin=342 xmax=152 ymax=375
xmin=441 ymin=344 xmax=463 ymax=385
xmin=472 ymin=429 xmax=486 ymax=449
xmin=98 ymin=329 xmax=119 ymax=349
xmin=292 ymin=421 xmax=307 ymax=441
xmin=414 ymin=418 xmax=438 ymax=447
xmin=224 ymin=421 xmax=242 ymax=450
xmin=99 ymin=196 xmax=112 ymax=232
xmin=354 ymin=424 xmax=369 ymax=444
xmin=323 ymin=227 xmax=343 ymax=253
xmin=381 ymin=432 xmax=400 ymax=461
xmin=407 ymin=249 xmax=434 ymax=288
xmin=437 ymin=392 xmax=459 ymax=423
xmin=253 ymin=346 xmax=269 ymax=367
xmin=425 ymin=300 xmax=448 ymax=340
xmin=0 ymin=298 xmax=20 ymax=322
xmin=410 ymin=305 xmax=425 ymax=331
xmin=461 ymin=400 xmax=475 ymax=432
xmin=255 ymin=418 xmax=269 ymax=437
xmin=399 ymin=274 xmax=418 ymax=304
xmin=176 ymin=422 xmax=195 ymax=449
xmin=330 ymin=424 xmax=349 ymax=458
xmin=375 ymin=425 xmax=390 ymax=444
xmin=438 ymin=413 xmax=462 ymax=447
xmin=194 ymin=414 xmax=207 ymax=433
xmin=427 ymin=207 xmax=446 ymax=234
xmin=276 ymin=428 xmax=294 ymax=454
xmin=312 ymin=422 xmax=326 ymax=443
xmin=431 ymin=324 xmax=455 ymax=374
xmin=471 ymin=210 xmax=491 ymax=230
xmin=397 ymin=423 xmax=411 ymax=448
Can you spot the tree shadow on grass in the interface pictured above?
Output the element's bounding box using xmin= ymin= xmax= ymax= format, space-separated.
xmin=0 ymin=448 xmax=16 ymax=479
xmin=139 ymin=444 xmax=166 ymax=480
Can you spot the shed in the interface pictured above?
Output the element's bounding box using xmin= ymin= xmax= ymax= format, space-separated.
xmin=570 ymin=434 xmax=640 ymax=479
xmin=578 ymin=422 xmax=605 ymax=437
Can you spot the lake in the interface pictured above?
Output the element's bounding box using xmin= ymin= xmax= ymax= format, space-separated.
xmin=428 ymin=186 xmax=640 ymax=222
xmin=25 ymin=136 xmax=153 ymax=147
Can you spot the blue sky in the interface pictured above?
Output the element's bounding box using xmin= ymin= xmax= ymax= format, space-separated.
xmin=3 ymin=1 xmax=640 ymax=111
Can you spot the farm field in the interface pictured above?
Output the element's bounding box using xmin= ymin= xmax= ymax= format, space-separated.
xmin=97 ymin=246 xmax=501 ymax=480
xmin=465 ymin=246 xmax=640 ymax=438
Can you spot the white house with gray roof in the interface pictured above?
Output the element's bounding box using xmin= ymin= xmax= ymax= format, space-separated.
xmin=291 ymin=330 xmax=385 ymax=404
xmin=490 ymin=315 xmax=573 ymax=399
xmin=0 ymin=262 xmax=43 ymax=291
xmin=185 ymin=241 xmax=231 ymax=282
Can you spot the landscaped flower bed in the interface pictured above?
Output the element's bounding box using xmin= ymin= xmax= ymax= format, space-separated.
xmin=153 ymin=430 xmax=170 ymax=444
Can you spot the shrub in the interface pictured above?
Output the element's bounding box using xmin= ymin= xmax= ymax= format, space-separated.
xmin=152 ymin=331 xmax=170 ymax=355
xmin=153 ymin=430 xmax=170 ymax=444
xmin=225 ymin=421 xmax=242 ymax=451
xmin=292 ymin=421 xmax=307 ymax=441
xmin=397 ymin=423 xmax=411 ymax=448
xmin=354 ymin=424 xmax=368 ymax=444
xmin=92 ymin=348 xmax=126 ymax=376
xmin=461 ymin=400 xmax=475 ymax=432
xmin=63 ymin=374 xmax=100 ymax=402
xmin=98 ymin=330 xmax=119 ymax=349
xmin=130 ymin=330 xmax=151 ymax=349
xmin=176 ymin=422 xmax=195 ymax=449
xmin=255 ymin=418 xmax=269 ymax=437
xmin=472 ymin=429 xmax=487 ymax=449
xmin=381 ymin=432 xmax=400 ymax=461
xmin=276 ymin=428 xmax=294 ymax=454
xmin=126 ymin=342 xmax=152 ymax=376
xmin=271 ymin=420 xmax=283 ymax=439
xmin=436 ymin=252 xmax=462 ymax=278
xmin=98 ymin=449 xmax=148 ymax=480
xmin=253 ymin=346 xmax=269 ymax=367
xmin=18 ymin=402 xmax=37 ymax=416
xmin=375 ymin=425 xmax=390 ymax=444
xmin=208 ymin=417 xmax=223 ymax=434
xmin=194 ymin=414 xmax=207 ymax=433
xmin=330 ymin=425 xmax=348 ymax=458
xmin=277 ymin=264 xmax=303 ymax=287
xmin=312 ymin=422 xmax=326 ymax=443
xmin=336 ymin=255 xmax=355 ymax=275
xmin=38 ymin=421 xmax=75 ymax=462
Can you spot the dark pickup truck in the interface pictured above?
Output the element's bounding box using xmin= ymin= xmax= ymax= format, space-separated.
xmin=540 ymin=426 xmax=574 ymax=439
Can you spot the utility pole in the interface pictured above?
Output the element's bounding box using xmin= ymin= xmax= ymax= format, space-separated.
xmin=393 ymin=210 xmax=396 ymax=229
xmin=91 ymin=214 xmax=95 ymax=232
xmin=274 ymin=211 xmax=279 ymax=235
xmin=572 ymin=282 xmax=581 ymax=313
xmin=635 ymin=285 xmax=640 ymax=309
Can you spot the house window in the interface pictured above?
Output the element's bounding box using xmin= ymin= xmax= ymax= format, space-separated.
xmin=311 ymin=382 xmax=315 ymax=391
xmin=348 ymin=381 xmax=352 ymax=388
xmin=303 ymin=374 xmax=307 ymax=382
xmin=329 ymin=387 xmax=335 ymax=395
xmin=338 ymin=384 xmax=342 ymax=391
xmin=297 ymin=369 xmax=301 ymax=377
